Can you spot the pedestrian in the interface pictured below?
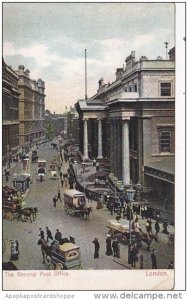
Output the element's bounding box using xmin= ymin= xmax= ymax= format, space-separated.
xmin=112 ymin=238 xmax=119 ymax=257
xmin=55 ymin=229 xmax=62 ymax=242
xmin=155 ymin=220 xmax=160 ymax=235
xmin=140 ymin=205 xmax=145 ymax=219
xmin=60 ymin=171 xmax=63 ymax=179
xmin=53 ymin=196 xmax=58 ymax=207
xmin=38 ymin=228 xmax=45 ymax=240
xmin=145 ymin=219 xmax=151 ymax=233
xmin=109 ymin=201 xmax=114 ymax=215
xmin=131 ymin=244 xmax=138 ymax=268
xmin=144 ymin=206 xmax=148 ymax=219
xmin=46 ymin=227 xmax=53 ymax=242
xmin=162 ymin=219 xmax=169 ymax=234
xmin=15 ymin=240 xmax=20 ymax=255
xmin=96 ymin=162 xmax=99 ymax=171
xmin=148 ymin=219 xmax=152 ymax=232
xmin=57 ymin=190 xmax=62 ymax=202
xmin=106 ymin=234 xmax=113 ymax=256
xmin=93 ymin=158 xmax=96 ymax=167
xmin=140 ymin=255 xmax=144 ymax=269
xmin=60 ymin=179 xmax=64 ymax=187
xmin=151 ymin=249 xmax=158 ymax=269
xmin=10 ymin=240 xmax=18 ymax=261
xmin=92 ymin=237 xmax=100 ymax=258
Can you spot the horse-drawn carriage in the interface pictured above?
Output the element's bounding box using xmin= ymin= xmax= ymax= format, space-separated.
xmin=107 ymin=219 xmax=158 ymax=251
xmin=64 ymin=189 xmax=92 ymax=219
xmin=49 ymin=161 xmax=58 ymax=179
xmin=38 ymin=237 xmax=82 ymax=270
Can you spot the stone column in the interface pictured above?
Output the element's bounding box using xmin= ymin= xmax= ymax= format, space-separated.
xmin=97 ymin=119 xmax=103 ymax=159
xmin=114 ymin=120 xmax=118 ymax=177
xmin=83 ymin=119 xmax=88 ymax=160
xmin=110 ymin=119 xmax=114 ymax=173
xmin=138 ymin=118 xmax=143 ymax=184
xmin=122 ymin=119 xmax=130 ymax=186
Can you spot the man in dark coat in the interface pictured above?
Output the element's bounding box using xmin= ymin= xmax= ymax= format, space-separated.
xmin=112 ymin=239 xmax=119 ymax=257
xmin=53 ymin=196 xmax=58 ymax=207
xmin=155 ymin=220 xmax=160 ymax=235
xmin=46 ymin=227 xmax=53 ymax=242
xmin=151 ymin=249 xmax=158 ymax=269
xmin=55 ymin=229 xmax=62 ymax=242
xmin=106 ymin=235 xmax=113 ymax=256
xmin=92 ymin=238 xmax=100 ymax=258
xmin=38 ymin=228 xmax=45 ymax=240
xmin=57 ymin=190 xmax=62 ymax=202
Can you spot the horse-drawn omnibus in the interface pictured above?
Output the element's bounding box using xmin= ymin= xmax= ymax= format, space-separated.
xmin=38 ymin=238 xmax=82 ymax=270
xmin=63 ymin=189 xmax=92 ymax=218
xmin=37 ymin=160 xmax=46 ymax=181
xmin=49 ymin=161 xmax=58 ymax=179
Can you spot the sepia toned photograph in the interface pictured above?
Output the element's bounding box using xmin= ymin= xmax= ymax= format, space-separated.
xmin=2 ymin=1 xmax=185 ymax=292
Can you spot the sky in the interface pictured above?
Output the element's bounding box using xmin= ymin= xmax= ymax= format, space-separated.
xmin=3 ymin=2 xmax=175 ymax=113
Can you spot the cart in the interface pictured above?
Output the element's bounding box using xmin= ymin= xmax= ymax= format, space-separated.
xmin=106 ymin=219 xmax=136 ymax=245
xmin=39 ymin=238 xmax=82 ymax=270
xmin=63 ymin=189 xmax=86 ymax=217
xmin=49 ymin=161 xmax=58 ymax=179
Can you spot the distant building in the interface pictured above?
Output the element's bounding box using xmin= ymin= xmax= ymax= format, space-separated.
xmin=76 ymin=48 xmax=175 ymax=208
xmin=66 ymin=106 xmax=79 ymax=143
xmin=2 ymin=58 xmax=20 ymax=166
xmin=16 ymin=65 xmax=45 ymax=146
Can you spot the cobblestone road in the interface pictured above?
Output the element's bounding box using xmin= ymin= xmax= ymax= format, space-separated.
xmin=3 ymin=142 xmax=174 ymax=270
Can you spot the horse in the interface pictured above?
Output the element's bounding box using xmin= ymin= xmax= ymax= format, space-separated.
xmin=82 ymin=207 xmax=92 ymax=219
xmin=37 ymin=239 xmax=51 ymax=264
xmin=27 ymin=207 xmax=38 ymax=221
xmin=134 ymin=230 xmax=158 ymax=251
xmin=17 ymin=207 xmax=38 ymax=223
xmin=17 ymin=207 xmax=33 ymax=223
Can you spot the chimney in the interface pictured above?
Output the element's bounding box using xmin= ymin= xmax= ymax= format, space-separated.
xmin=115 ymin=68 xmax=124 ymax=80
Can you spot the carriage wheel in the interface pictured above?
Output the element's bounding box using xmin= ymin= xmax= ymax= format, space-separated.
xmin=49 ymin=263 xmax=55 ymax=270
xmin=120 ymin=234 xmax=128 ymax=245
xmin=5 ymin=212 xmax=13 ymax=221
xmin=56 ymin=263 xmax=64 ymax=270
xmin=46 ymin=255 xmax=51 ymax=263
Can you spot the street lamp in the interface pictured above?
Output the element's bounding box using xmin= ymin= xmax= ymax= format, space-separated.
xmin=135 ymin=182 xmax=142 ymax=202
xmin=126 ymin=184 xmax=136 ymax=264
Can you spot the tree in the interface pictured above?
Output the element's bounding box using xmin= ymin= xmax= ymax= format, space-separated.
xmin=45 ymin=121 xmax=54 ymax=140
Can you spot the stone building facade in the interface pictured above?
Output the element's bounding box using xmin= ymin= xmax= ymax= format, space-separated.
xmin=76 ymin=47 xmax=175 ymax=207
xmin=16 ymin=65 xmax=45 ymax=146
xmin=2 ymin=58 xmax=20 ymax=165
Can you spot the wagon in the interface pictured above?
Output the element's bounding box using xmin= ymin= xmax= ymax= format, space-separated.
xmin=106 ymin=219 xmax=137 ymax=245
xmin=63 ymin=189 xmax=86 ymax=217
xmin=49 ymin=161 xmax=58 ymax=179
xmin=39 ymin=238 xmax=82 ymax=270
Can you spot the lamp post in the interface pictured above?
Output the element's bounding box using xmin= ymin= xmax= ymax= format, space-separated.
xmin=126 ymin=184 xmax=136 ymax=264
xmin=74 ymin=160 xmax=77 ymax=176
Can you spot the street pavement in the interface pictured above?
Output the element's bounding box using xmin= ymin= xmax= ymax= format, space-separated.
xmin=3 ymin=141 xmax=174 ymax=270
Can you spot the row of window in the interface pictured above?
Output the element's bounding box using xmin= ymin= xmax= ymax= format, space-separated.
xmin=124 ymin=82 xmax=172 ymax=96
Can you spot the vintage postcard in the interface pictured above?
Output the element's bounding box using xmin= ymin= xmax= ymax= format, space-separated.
xmin=1 ymin=1 xmax=186 ymax=296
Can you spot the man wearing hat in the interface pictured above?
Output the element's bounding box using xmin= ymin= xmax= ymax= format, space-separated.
xmin=92 ymin=238 xmax=100 ymax=258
